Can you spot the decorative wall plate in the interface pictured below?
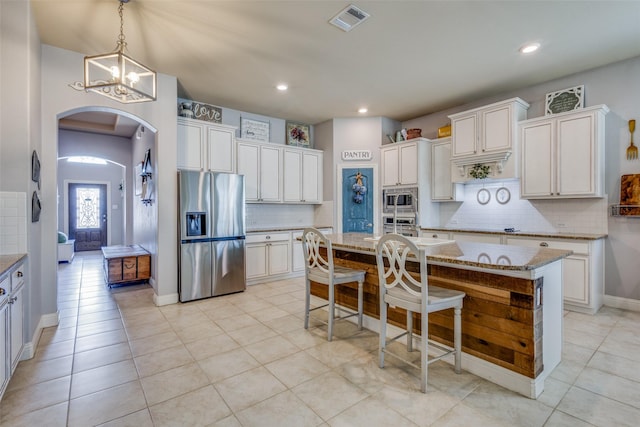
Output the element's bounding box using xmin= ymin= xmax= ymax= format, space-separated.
xmin=496 ymin=187 xmax=511 ymax=204
xmin=477 ymin=188 xmax=490 ymax=205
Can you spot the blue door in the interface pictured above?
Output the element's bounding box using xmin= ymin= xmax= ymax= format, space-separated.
xmin=342 ymin=168 xmax=374 ymax=233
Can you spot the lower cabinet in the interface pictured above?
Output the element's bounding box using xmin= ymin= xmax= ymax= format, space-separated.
xmin=1 ymin=291 xmax=8 ymax=397
xmin=245 ymin=232 xmax=291 ymax=281
xmin=1 ymin=259 xmax=26 ymax=399
xmin=505 ymin=236 xmax=603 ymax=314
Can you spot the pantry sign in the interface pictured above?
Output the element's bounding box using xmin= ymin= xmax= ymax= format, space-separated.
xmin=342 ymin=150 xmax=372 ymax=161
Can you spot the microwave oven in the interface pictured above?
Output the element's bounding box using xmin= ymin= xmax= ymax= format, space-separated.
xmin=383 ymin=187 xmax=418 ymax=214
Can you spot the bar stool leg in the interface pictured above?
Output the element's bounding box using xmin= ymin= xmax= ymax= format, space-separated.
xmin=421 ymin=310 xmax=428 ymax=393
xmin=379 ymin=299 xmax=387 ymax=368
xmin=357 ymin=279 xmax=363 ymax=330
xmin=407 ymin=311 xmax=413 ymax=352
xmin=328 ymin=283 xmax=335 ymax=341
xmin=454 ymin=306 xmax=462 ymax=374
xmin=304 ymin=278 xmax=311 ymax=330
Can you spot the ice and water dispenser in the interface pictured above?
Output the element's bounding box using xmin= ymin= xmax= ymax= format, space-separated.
xmin=186 ymin=212 xmax=207 ymax=237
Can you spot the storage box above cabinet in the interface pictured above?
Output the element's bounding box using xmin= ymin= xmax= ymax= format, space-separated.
xmin=519 ymin=105 xmax=609 ymax=199
xmin=449 ymin=98 xmax=529 ymax=182
xmin=177 ymin=117 xmax=237 ymax=173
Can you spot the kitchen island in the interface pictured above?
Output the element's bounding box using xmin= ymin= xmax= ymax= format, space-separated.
xmin=309 ymin=233 xmax=572 ymax=398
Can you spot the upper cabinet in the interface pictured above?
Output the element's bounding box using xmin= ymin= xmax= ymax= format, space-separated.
xmin=381 ymin=140 xmax=419 ymax=187
xmin=177 ymin=117 xmax=236 ymax=173
xmin=449 ymin=98 xmax=529 ymax=182
xmin=431 ymin=137 xmax=464 ymax=201
xmin=283 ymin=147 xmax=323 ymax=204
xmin=237 ymin=140 xmax=282 ymax=203
xmin=519 ymin=105 xmax=609 ymax=199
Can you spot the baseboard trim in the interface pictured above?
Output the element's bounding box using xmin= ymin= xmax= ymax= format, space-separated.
xmin=154 ymin=292 xmax=178 ymax=306
xmin=604 ymin=294 xmax=640 ymax=312
xmin=22 ymin=311 xmax=60 ymax=360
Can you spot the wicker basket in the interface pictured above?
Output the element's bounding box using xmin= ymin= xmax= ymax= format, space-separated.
xmin=406 ymin=128 xmax=422 ymax=139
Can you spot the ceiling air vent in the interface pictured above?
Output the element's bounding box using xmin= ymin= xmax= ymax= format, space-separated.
xmin=329 ymin=4 xmax=370 ymax=32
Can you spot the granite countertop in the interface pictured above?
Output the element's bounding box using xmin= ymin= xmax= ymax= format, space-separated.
xmin=0 ymin=254 xmax=27 ymax=278
xmin=247 ymin=225 xmax=333 ymax=233
xmin=420 ymin=227 xmax=607 ymax=240
xmin=325 ymin=233 xmax=572 ymax=271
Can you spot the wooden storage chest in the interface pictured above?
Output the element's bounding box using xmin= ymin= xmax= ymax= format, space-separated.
xmin=101 ymin=245 xmax=151 ymax=286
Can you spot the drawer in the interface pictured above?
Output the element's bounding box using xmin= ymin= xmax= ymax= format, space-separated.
xmin=11 ymin=263 xmax=25 ymax=291
xmin=506 ymin=237 xmax=589 ymax=255
xmin=137 ymin=255 xmax=151 ymax=279
xmin=1 ymin=276 xmax=9 ymax=294
xmin=122 ymin=257 xmax=138 ymax=281
xmin=106 ymin=258 xmax=123 ymax=280
xmin=246 ymin=232 xmax=290 ymax=244
xmin=423 ymin=231 xmax=450 ymax=239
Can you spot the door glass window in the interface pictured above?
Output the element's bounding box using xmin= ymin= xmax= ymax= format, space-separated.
xmin=75 ymin=187 xmax=101 ymax=229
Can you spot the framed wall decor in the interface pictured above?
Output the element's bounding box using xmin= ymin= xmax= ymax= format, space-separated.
xmin=286 ymin=121 xmax=311 ymax=147
xmin=134 ymin=163 xmax=143 ymax=196
xmin=545 ymin=85 xmax=584 ymax=115
xmin=241 ymin=117 xmax=270 ymax=142
xmin=31 ymin=150 xmax=41 ymax=190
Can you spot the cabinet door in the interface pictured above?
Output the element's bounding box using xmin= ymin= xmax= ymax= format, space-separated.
xmin=207 ymin=126 xmax=235 ymax=173
xmin=268 ymin=241 xmax=290 ymax=275
xmin=521 ymin=121 xmax=554 ymax=198
xmin=9 ymin=286 xmax=23 ymax=372
xmin=283 ymin=149 xmax=302 ymax=202
xmin=557 ymin=114 xmax=596 ymax=196
xmin=259 ymin=146 xmax=282 ymax=202
xmin=0 ymin=304 xmax=7 ymax=393
xmin=431 ymin=140 xmax=453 ymax=201
xmin=177 ymin=121 xmax=205 ymax=170
xmin=291 ymin=232 xmax=304 ymax=272
xmin=451 ymin=115 xmax=477 ymax=157
xmin=563 ymin=255 xmax=589 ymax=305
xmin=399 ymin=143 xmax=418 ymax=185
xmin=381 ymin=147 xmax=399 ymax=186
xmin=482 ymin=105 xmax=512 ymax=153
xmin=246 ymin=244 xmax=268 ymax=279
xmin=237 ymin=143 xmax=260 ymax=201
xmin=302 ymin=152 xmax=321 ymax=203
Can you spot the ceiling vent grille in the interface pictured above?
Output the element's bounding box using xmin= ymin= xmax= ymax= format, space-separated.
xmin=329 ymin=4 xmax=370 ymax=32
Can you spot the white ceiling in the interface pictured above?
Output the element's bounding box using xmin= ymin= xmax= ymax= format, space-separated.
xmin=32 ymin=0 xmax=640 ymax=126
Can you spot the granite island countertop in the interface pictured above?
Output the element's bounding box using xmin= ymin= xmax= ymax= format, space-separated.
xmin=325 ymin=233 xmax=572 ymax=272
xmin=0 ymin=254 xmax=27 ymax=278
xmin=420 ymin=227 xmax=606 ymax=240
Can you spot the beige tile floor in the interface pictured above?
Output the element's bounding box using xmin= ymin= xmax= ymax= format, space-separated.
xmin=1 ymin=251 xmax=640 ymax=426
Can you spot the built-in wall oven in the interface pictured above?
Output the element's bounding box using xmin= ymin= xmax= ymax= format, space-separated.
xmin=382 ymin=216 xmax=418 ymax=237
xmin=383 ymin=187 xmax=418 ymax=215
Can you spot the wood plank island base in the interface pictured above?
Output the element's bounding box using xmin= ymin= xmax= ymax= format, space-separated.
xmin=309 ymin=233 xmax=571 ymax=398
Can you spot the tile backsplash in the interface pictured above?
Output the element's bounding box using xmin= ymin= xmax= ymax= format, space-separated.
xmin=246 ymin=203 xmax=317 ymax=230
xmin=0 ymin=192 xmax=28 ymax=254
xmin=439 ymin=180 xmax=608 ymax=234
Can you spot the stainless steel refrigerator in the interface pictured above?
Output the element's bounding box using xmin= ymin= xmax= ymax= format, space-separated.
xmin=178 ymin=170 xmax=246 ymax=302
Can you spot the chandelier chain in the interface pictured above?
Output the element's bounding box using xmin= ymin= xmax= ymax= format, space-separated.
xmin=116 ymin=1 xmax=127 ymax=52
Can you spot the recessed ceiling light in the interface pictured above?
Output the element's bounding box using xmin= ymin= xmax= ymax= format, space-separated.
xmin=358 ymin=107 xmax=368 ymax=114
xmin=519 ymin=43 xmax=540 ymax=54
xmin=276 ymin=84 xmax=288 ymax=91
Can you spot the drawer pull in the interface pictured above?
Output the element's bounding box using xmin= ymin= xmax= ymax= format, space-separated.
xmin=16 ymin=271 xmax=23 ymax=278
xmin=539 ymin=242 xmax=549 ymax=247
xmin=266 ymin=236 xmax=271 ymax=240
xmin=432 ymin=234 xmax=438 ymax=238
xmin=123 ymin=262 xmax=136 ymax=269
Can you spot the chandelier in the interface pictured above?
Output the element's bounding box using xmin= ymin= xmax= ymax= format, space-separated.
xmin=84 ymin=0 xmax=156 ymax=103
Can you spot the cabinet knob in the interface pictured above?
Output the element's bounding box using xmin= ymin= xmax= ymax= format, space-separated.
xmin=540 ymin=242 xmax=549 ymax=247
xmin=266 ymin=236 xmax=271 ymax=240
xmin=17 ymin=271 xmax=23 ymax=277
xmin=432 ymin=234 xmax=438 ymax=238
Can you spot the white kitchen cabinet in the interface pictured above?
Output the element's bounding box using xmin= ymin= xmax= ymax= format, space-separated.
xmin=505 ymin=236 xmax=604 ymax=314
xmin=245 ymin=232 xmax=290 ymax=281
xmin=449 ymin=98 xmax=529 ymax=182
xmin=9 ymin=263 xmax=25 ymax=373
xmin=237 ymin=140 xmax=282 ymax=203
xmin=0 ymin=299 xmax=7 ymax=397
xmin=431 ymin=138 xmax=463 ymax=201
xmin=177 ymin=117 xmax=236 ymax=173
xmin=283 ymin=148 xmax=323 ymax=204
xmin=520 ymin=105 xmax=608 ymax=199
xmin=381 ymin=140 xmax=419 ymax=187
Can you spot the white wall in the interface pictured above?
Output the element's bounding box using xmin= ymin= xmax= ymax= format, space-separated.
xmin=403 ymin=56 xmax=640 ymax=300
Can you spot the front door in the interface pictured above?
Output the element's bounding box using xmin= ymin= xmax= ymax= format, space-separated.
xmin=68 ymin=183 xmax=107 ymax=251
xmin=342 ymin=168 xmax=374 ymax=233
